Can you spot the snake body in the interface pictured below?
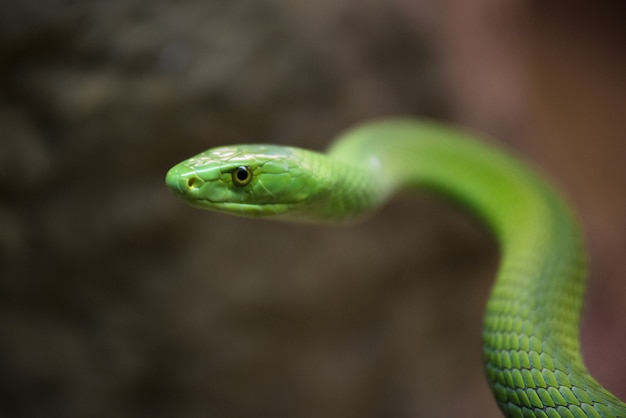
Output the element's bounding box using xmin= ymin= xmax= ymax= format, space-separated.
xmin=166 ymin=119 xmax=625 ymax=417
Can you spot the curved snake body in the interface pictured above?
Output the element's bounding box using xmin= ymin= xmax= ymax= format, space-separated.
xmin=166 ymin=119 xmax=625 ymax=417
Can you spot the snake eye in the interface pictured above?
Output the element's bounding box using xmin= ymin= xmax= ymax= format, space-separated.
xmin=232 ymin=166 xmax=252 ymax=186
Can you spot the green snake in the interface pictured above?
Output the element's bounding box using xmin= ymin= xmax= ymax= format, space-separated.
xmin=165 ymin=119 xmax=625 ymax=417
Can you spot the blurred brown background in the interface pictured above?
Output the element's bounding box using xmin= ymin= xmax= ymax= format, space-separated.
xmin=0 ymin=1 xmax=624 ymax=417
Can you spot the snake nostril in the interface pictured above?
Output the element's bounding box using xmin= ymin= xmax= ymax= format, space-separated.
xmin=187 ymin=177 xmax=199 ymax=189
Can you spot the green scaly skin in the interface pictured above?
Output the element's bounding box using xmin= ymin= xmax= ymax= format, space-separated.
xmin=166 ymin=119 xmax=626 ymax=417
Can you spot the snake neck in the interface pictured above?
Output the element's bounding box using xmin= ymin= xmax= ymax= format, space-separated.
xmin=329 ymin=119 xmax=626 ymax=417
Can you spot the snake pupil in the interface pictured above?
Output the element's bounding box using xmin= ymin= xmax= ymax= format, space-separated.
xmin=233 ymin=166 xmax=252 ymax=186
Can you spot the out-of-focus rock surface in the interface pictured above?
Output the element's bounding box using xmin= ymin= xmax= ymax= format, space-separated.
xmin=0 ymin=1 xmax=623 ymax=417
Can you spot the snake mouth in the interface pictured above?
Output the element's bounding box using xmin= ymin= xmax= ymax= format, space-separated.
xmin=187 ymin=199 xmax=300 ymax=217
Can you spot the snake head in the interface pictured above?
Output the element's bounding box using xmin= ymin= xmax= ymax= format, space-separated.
xmin=165 ymin=144 xmax=321 ymax=218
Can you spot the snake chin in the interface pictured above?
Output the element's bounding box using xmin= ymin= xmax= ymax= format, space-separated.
xmin=190 ymin=200 xmax=300 ymax=218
